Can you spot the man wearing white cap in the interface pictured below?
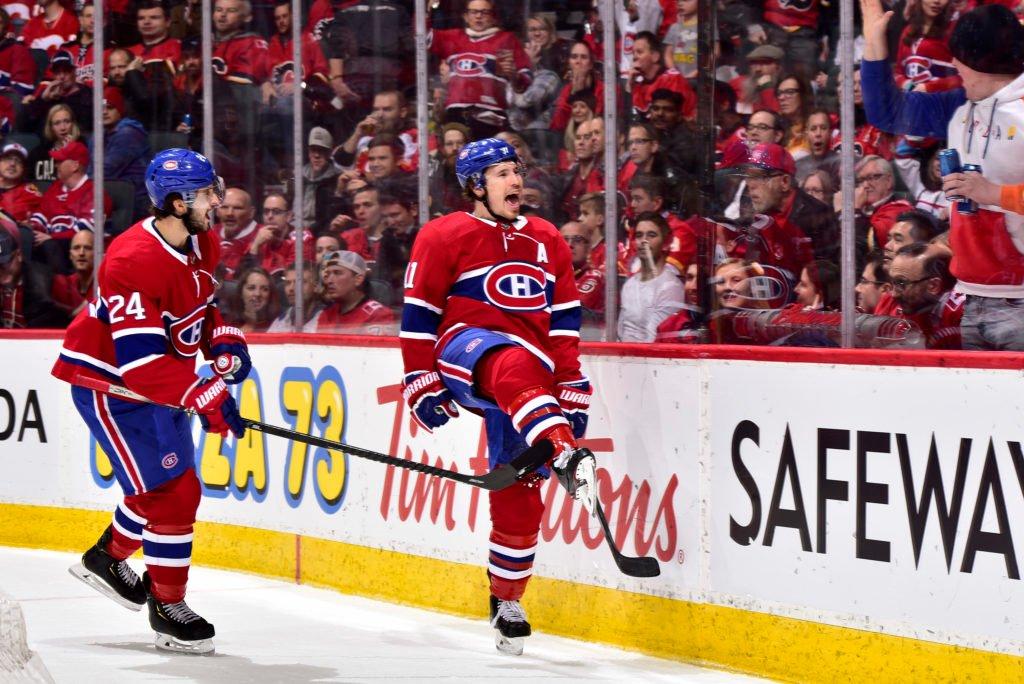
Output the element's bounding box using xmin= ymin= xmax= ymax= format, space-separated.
xmin=312 ymin=249 xmax=395 ymax=335
xmin=302 ymin=126 xmax=339 ymax=226
xmin=0 ymin=143 xmax=42 ymax=223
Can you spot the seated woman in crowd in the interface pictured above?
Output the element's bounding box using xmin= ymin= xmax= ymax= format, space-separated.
xmin=775 ymin=74 xmax=812 ymax=162
xmin=227 ymin=266 xmax=280 ymax=334
xmin=28 ymin=104 xmax=83 ymax=183
xmin=793 ymin=259 xmax=841 ymax=311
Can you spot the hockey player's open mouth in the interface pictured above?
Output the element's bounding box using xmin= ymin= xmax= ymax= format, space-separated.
xmin=504 ymin=193 xmax=521 ymax=212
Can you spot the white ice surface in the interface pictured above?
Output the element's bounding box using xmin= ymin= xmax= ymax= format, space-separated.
xmin=0 ymin=547 xmax=763 ymax=683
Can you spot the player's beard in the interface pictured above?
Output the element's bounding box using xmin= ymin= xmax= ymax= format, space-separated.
xmin=181 ymin=205 xmax=210 ymax=235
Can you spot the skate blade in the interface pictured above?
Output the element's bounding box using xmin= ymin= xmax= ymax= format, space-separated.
xmin=494 ymin=632 xmax=524 ymax=656
xmin=154 ymin=632 xmax=215 ymax=655
xmin=67 ymin=563 xmax=143 ymax=612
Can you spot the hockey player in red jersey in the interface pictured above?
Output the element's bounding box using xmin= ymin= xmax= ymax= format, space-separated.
xmin=51 ymin=149 xmax=249 ymax=655
xmin=400 ymin=138 xmax=597 ymax=656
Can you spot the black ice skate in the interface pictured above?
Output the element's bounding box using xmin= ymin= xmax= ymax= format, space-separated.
xmin=68 ymin=526 xmax=147 ymax=611
xmin=489 ymin=595 xmax=531 ymax=656
xmin=552 ymin=447 xmax=598 ymax=514
xmin=144 ymin=572 xmax=215 ymax=654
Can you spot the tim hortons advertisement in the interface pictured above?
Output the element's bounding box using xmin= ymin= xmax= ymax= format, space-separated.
xmin=708 ymin=360 xmax=1024 ymax=654
xmin=0 ymin=339 xmax=695 ymax=596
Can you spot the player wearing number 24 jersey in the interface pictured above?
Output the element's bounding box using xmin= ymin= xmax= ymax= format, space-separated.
xmin=51 ymin=149 xmax=251 ymax=655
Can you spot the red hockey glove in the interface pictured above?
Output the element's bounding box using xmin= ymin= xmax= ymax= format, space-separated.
xmin=210 ymin=325 xmax=251 ymax=385
xmin=557 ymin=379 xmax=592 ymax=439
xmin=183 ymin=377 xmax=245 ymax=438
xmin=402 ymin=371 xmax=459 ymax=432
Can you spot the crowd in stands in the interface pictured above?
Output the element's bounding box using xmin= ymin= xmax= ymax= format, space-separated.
xmin=0 ymin=0 xmax=1010 ymax=351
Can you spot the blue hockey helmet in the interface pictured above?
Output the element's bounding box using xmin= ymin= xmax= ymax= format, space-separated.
xmin=455 ymin=138 xmax=520 ymax=189
xmin=145 ymin=148 xmax=223 ymax=209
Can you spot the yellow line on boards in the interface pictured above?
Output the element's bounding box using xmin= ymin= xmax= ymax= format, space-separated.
xmin=0 ymin=502 xmax=1018 ymax=682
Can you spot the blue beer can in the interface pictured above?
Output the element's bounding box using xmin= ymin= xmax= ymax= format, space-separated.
xmin=959 ymin=163 xmax=982 ymax=214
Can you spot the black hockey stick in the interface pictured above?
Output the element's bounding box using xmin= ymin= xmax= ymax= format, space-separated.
xmin=70 ymin=374 xmax=552 ymax=491
xmin=594 ymin=500 xmax=662 ymax=577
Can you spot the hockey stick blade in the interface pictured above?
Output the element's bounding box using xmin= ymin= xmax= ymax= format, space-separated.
xmin=69 ymin=374 xmax=551 ymax=491
xmin=246 ymin=420 xmax=553 ymax=491
xmin=594 ymin=500 xmax=661 ymax=577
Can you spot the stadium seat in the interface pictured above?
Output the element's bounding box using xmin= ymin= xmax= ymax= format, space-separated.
xmin=148 ymin=131 xmax=188 ymax=153
xmin=104 ymin=180 xmax=136 ymax=235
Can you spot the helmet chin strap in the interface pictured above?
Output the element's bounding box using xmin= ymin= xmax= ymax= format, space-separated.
xmin=474 ymin=183 xmax=513 ymax=226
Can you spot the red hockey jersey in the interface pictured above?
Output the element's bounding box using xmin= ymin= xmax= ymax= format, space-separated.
xmin=267 ymin=31 xmax=328 ymax=87
xmin=400 ymin=212 xmax=583 ymax=382
xmin=315 ymin=297 xmax=395 ymax=335
xmin=895 ymin=30 xmax=961 ymax=93
xmin=61 ymin=40 xmax=106 ymax=86
xmin=126 ymin=36 xmax=182 ymax=77
xmin=0 ymin=37 xmax=36 ymax=96
xmin=29 ymin=176 xmax=112 ymax=240
xmin=632 ymin=66 xmax=696 ymax=120
xmin=20 ymin=8 xmax=78 ymax=55
xmin=0 ymin=181 xmax=42 ymax=223
xmin=51 ymin=220 xmax=232 ymax=406
xmin=429 ymin=28 xmax=531 ymax=114
xmin=574 ymin=264 xmax=605 ymax=313
xmin=213 ymin=32 xmax=270 ymax=85
xmin=763 ymin=0 xmax=821 ymax=30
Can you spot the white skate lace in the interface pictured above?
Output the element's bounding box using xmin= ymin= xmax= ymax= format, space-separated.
xmin=163 ymin=601 xmax=202 ymax=624
xmin=496 ymin=600 xmax=527 ymax=624
xmin=115 ymin=561 xmax=138 ymax=587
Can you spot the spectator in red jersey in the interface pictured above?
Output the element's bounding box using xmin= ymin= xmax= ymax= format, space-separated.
xmin=335 ymin=90 xmax=419 ymax=175
xmin=793 ymin=259 xmax=840 ymax=310
xmin=313 ymin=249 xmax=396 ymax=334
xmin=550 ymin=41 xmax=604 ymax=134
xmin=714 ymin=207 xmax=813 ymax=284
xmin=619 ymin=122 xmax=665 ymax=196
xmin=653 ymin=262 xmax=704 ymax=343
xmin=19 ymin=0 xmax=77 ymax=55
xmin=627 ymin=174 xmax=696 ymax=274
xmin=615 ymin=0 xmax=662 ymax=80
xmin=0 ymin=143 xmax=41 ymax=223
xmin=743 ymin=142 xmax=839 ymax=262
xmin=120 ymin=0 xmax=179 ymax=132
xmin=99 ymin=87 xmax=151 ymax=220
xmin=733 ymin=44 xmax=783 ymax=115
xmin=430 ymin=0 xmax=531 ymax=137
xmin=0 ymin=9 xmax=35 ymax=97
xmin=216 ymin=186 xmax=260 ymax=278
xmin=263 ymin=0 xmax=329 ymax=109
xmin=886 ymin=242 xmax=963 ymax=349
xmin=238 ymin=192 xmax=314 ymax=278
xmin=795 ymin=109 xmax=838 ymax=183
xmin=128 ymin=0 xmax=180 ymax=75
xmin=212 ymin=0 xmax=270 ymax=86
xmin=0 ymin=228 xmax=67 ymax=328
xmin=855 ymin=250 xmax=891 ymax=314
xmin=27 ymin=102 xmax=80 ymax=183
xmin=775 ymin=74 xmax=812 ymax=161
xmin=630 ymin=31 xmax=696 ymax=121
xmin=894 ymin=0 xmax=960 ymax=93
xmin=618 ymin=212 xmax=687 ymax=342
xmin=29 ymin=141 xmax=111 ymax=274
xmin=834 ymin=154 xmax=914 ymax=256
xmin=50 ymin=226 xmax=92 ymax=317
xmin=267 ymin=261 xmax=322 ymax=332
xmin=578 ymin=191 xmax=627 ymax=277
xmin=556 ymin=117 xmax=604 ymax=224
xmin=883 ymin=209 xmax=940 ymax=262
xmin=226 ymin=266 xmax=280 ymax=333
xmin=171 ymin=35 xmax=202 ymax=126
xmin=23 ymin=49 xmax=93 ymax=131
xmin=61 ymin=3 xmax=100 ymax=86
xmin=560 ymin=220 xmax=604 ymax=317
xmin=337 ymin=185 xmax=383 ymax=262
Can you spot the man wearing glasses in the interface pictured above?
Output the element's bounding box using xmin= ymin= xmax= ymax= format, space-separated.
xmin=430 ymin=0 xmax=532 ymax=138
xmin=238 ymin=192 xmax=314 ymax=278
xmin=834 ymin=155 xmax=912 ymax=258
xmin=881 ymin=242 xmax=963 ymax=349
xmin=618 ymin=122 xmax=662 ymax=194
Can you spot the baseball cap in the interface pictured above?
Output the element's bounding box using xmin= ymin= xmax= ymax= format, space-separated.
xmin=0 ymin=229 xmax=18 ymax=266
xmin=0 ymin=143 xmax=27 ymax=160
xmin=308 ymin=126 xmax=333 ymax=150
xmin=322 ymin=249 xmax=367 ymax=275
xmin=747 ymin=45 xmax=784 ymax=63
xmin=50 ymin=140 xmax=89 ymax=167
xmin=49 ymin=49 xmax=74 ymax=71
xmin=717 ymin=139 xmax=749 ymax=169
xmin=743 ymin=142 xmax=796 ymax=177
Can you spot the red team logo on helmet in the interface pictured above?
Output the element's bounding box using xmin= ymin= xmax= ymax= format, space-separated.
xmin=168 ymin=307 xmax=207 ymax=357
xmin=483 ymin=262 xmax=549 ymax=311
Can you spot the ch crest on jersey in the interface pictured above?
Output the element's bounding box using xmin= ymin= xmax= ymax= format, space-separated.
xmin=483 ymin=261 xmax=548 ymax=311
xmin=167 ymin=307 xmax=206 ymax=357
xmin=452 ymin=53 xmax=492 ymax=76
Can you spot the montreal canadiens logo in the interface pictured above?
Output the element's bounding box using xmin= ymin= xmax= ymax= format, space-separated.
xmin=483 ymin=262 xmax=548 ymax=311
xmin=904 ymin=56 xmax=933 ymax=83
xmin=162 ymin=160 xmax=178 ymax=170
xmin=168 ymin=307 xmax=206 ymax=357
xmin=453 ymin=53 xmax=490 ymax=76
xmin=162 ymin=453 xmax=179 ymax=469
